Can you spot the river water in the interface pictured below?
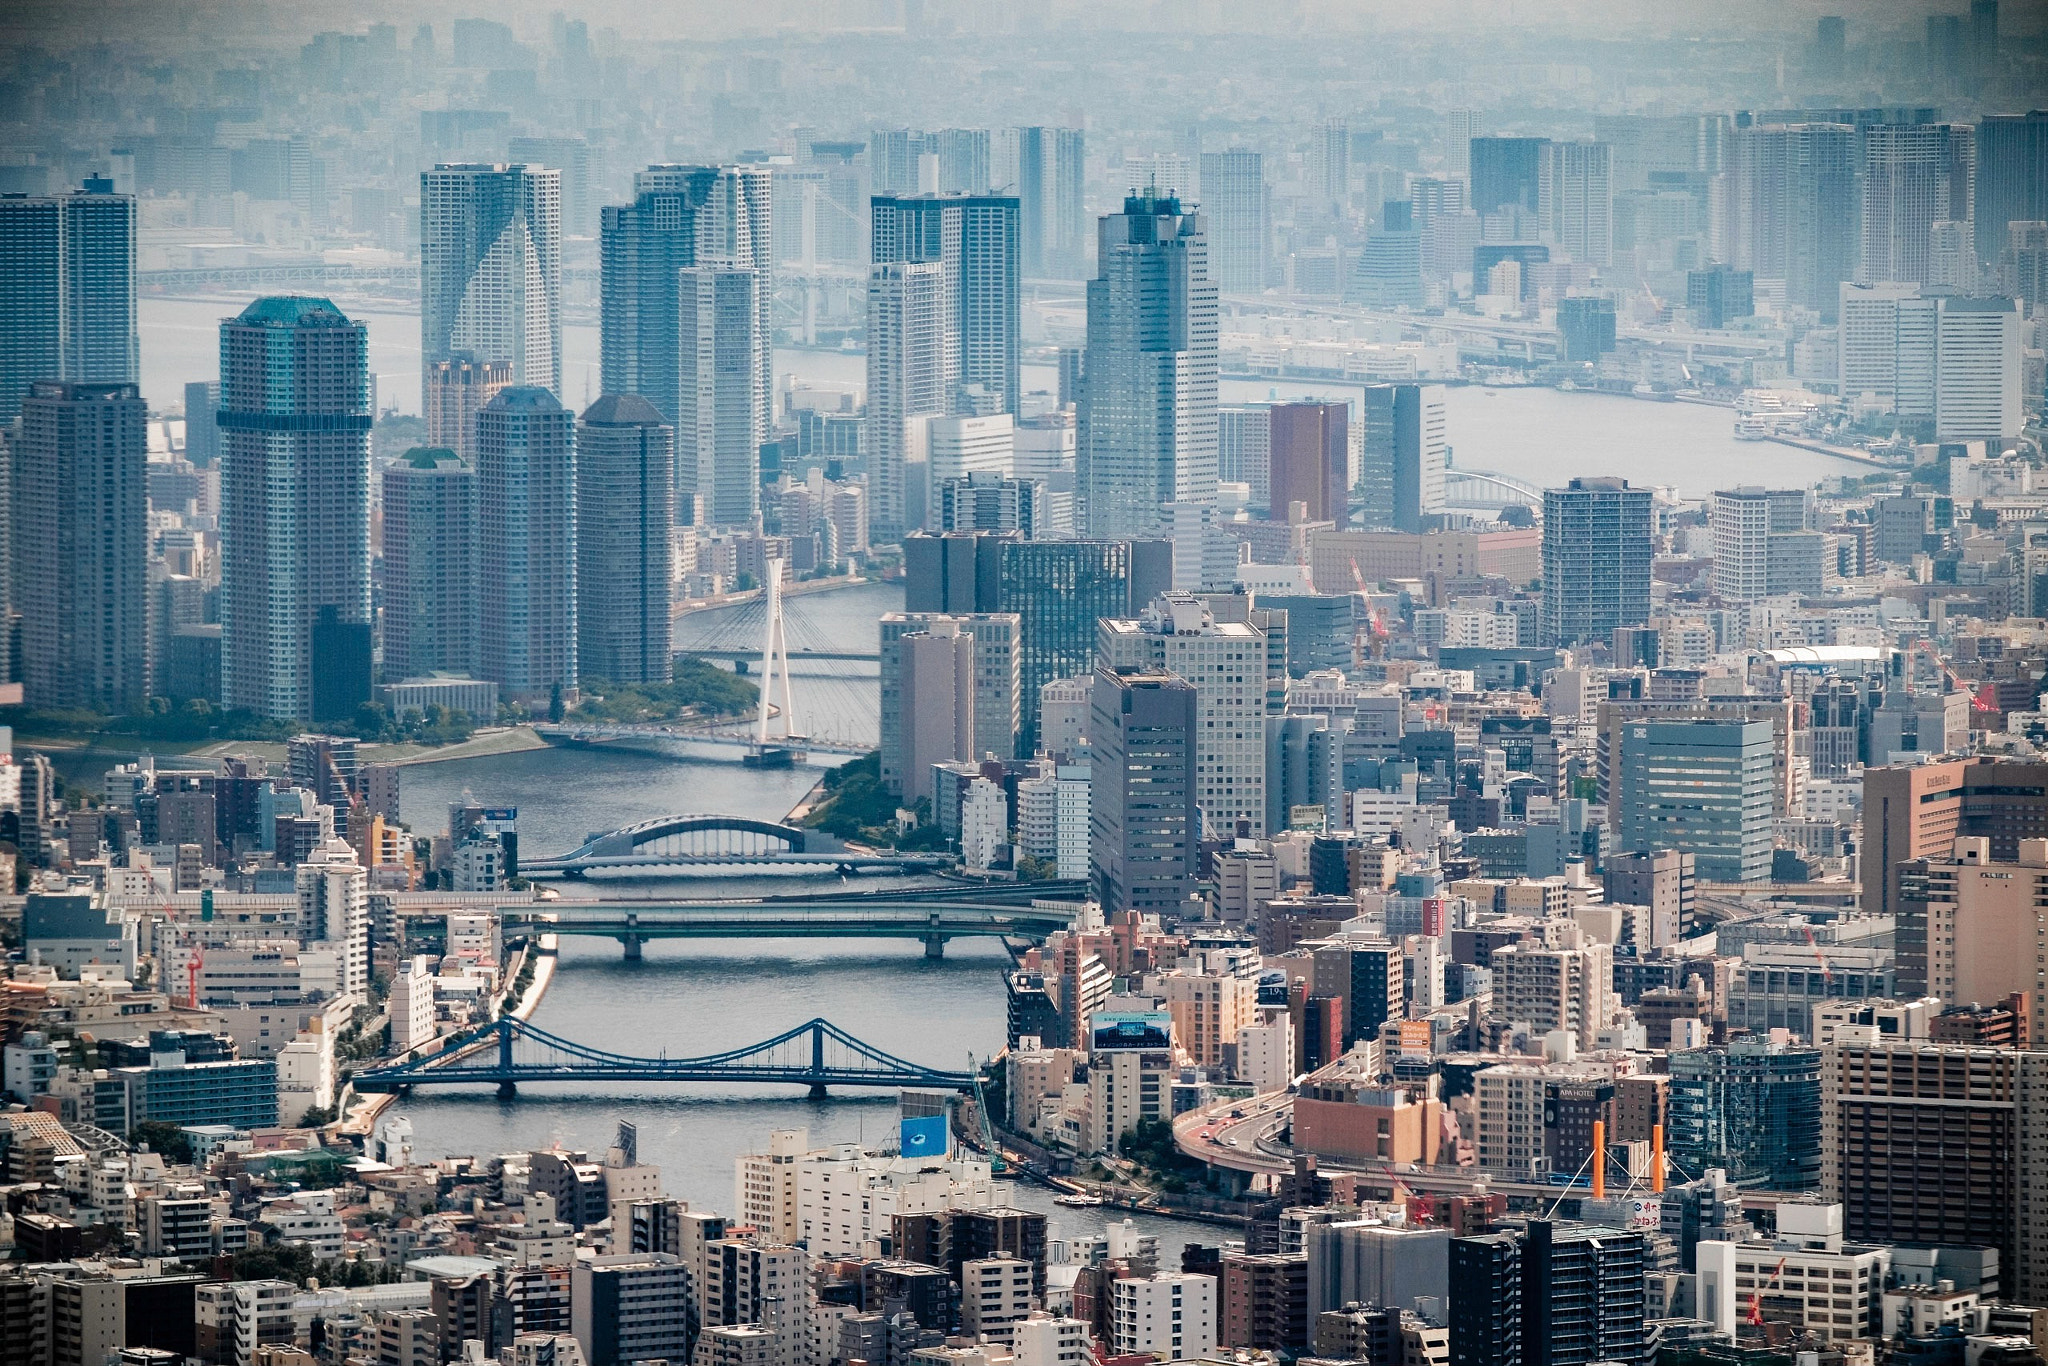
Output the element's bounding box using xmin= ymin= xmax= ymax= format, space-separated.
xmin=139 ymin=295 xmax=1864 ymax=499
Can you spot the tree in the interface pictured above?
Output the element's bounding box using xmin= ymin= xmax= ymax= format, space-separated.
xmin=129 ymin=1121 xmax=195 ymax=1164
xmin=297 ymin=1104 xmax=338 ymax=1129
xmin=547 ymin=682 xmax=565 ymax=723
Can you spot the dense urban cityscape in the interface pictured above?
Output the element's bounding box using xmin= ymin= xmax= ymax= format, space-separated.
xmin=4 ymin=4 xmax=2048 ymax=1366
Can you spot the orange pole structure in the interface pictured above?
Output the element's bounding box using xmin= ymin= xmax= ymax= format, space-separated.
xmin=1651 ymin=1123 xmax=1665 ymax=1193
xmin=1592 ymin=1120 xmax=1606 ymax=1199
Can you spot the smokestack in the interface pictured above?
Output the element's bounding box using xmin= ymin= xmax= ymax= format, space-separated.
xmin=1592 ymin=1119 xmax=1606 ymax=1199
xmin=1652 ymin=1123 xmax=1665 ymax=1193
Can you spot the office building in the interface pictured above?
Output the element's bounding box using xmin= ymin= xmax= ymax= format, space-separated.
xmin=1617 ymin=720 xmax=1775 ymax=884
xmin=879 ymin=612 xmax=1022 ymax=799
xmin=572 ymin=1254 xmax=690 ymax=1366
xmin=424 ymin=356 xmax=510 ymax=463
xmin=1266 ymin=403 xmax=1348 ymax=526
xmin=1540 ymin=141 xmax=1613 ymax=266
xmin=1090 ymin=670 xmax=1199 ymax=915
xmin=1001 ymin=126 xmax=1087 ymax=279
xmin=904 ymin=532 xmax=1173 ymax=754
xmin=183 ymin=379 xmax=219 ymax=465
xmin=1446 ymin=109 xmax=1485 ymax=179
xmin=601 ymin=165 xmax=773 ymax=434
xmin=1358 ymin=384 xmax=1445 ymax=534
xmin=1099 ymin=593 xmax=1268 ymax=836
xmin=381 ymin=448 xmax=478 ymax=683
xmin=1556 ymin=295 xmax=1616 ymax=362
xmin=420 ymin=164 xmax=562 ymax=399
xmin=1469 ymin=137 xmax=1546 ymax=219
xmin=867 ymin=259 xmax=949 ymax=542
xmin=1078 ymin=192 xmax=1219 ymax=540
xmin=1898 ymin=839 xmax=2048 ymax=1041
xmin=15 ymin=381 xmax=145 ymax=712
xmin=1972 ymin=110 xmax=2048 ymax=268
xmin=1220 ymin=403 xmax=1272 ymax=509
xmin=1863 ymin=759 xmax=2048 ymax=994
xmin=1668 ymin=1038 xmax=1822 ymax=1190
xmin=1539 ymin=477 xmax=1651 ymax=647
xmin=1353 ymin=200 xmax=1424 ymax=308
xmin=576 ymin=395 xmax=673 ymax=686
xmin=927 ymin=414 xmax=1014 ymax=488
xmin=1860 ymin=123 xmax=1974 ymax=286
xmin=1200 ymin=149 xmax=1269 ymax=293
xmin=1731 ymin=123 xmax=1858 ymax=319
xmin=1695 ymin=1203 xmax=1891 ymax=1343
xmin=678 ymin=265 xmax=765 ymax=527
xmin=299 ymin=842 xmax=369 ymax=1002
xmin=0 ymin=177 xmax=137 ymax=424
xmin=1448 ymin=1222 xmax=1646 ymax=1366
xmin=218 ymin=297 xmax=373 ymax=723
xmin=477 ymin=387 xmax=577 ymax=704
xmin=1304 ymin=1222 xmax=1451 ymax=1320
xmin=1687 ymin=265 xmax=1754 ymax=330
xmin=1934 ymin=296 xmax=2022 ymax=441
xmin=872 ymin=194 xmax=1022 ymax=417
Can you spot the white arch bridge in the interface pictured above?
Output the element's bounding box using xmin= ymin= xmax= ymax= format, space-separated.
xmin=1442 ymin=468 xmax=1543 ymax=510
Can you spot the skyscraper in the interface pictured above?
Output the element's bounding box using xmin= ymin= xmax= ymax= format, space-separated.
xmin=1469 ymin=137 xmax=1546 ymax=219
xmin=380 ymin=448 xmax=478 ymax=683
xmin=1444 ymin=110 xmax=1485 ymax=180
xmin=1731 ymin=123 xmax=1858 ymax=320
xmin=576 ymin=395 xmax=672 ymax=686
xmin=420 ymin=163 xmax=563 ymax=403
xmin=1973 ymin=111 xmax=2048 ymax=267
xmin=1100 ymin=592 xmax=1270 ymax=837
xmin=1079 ymin=192 xmax=1219 ymax=540
xmin=1090 ymin=669 xmax=1199 ymax=916
xmin=871 ymin=194 xmax=1022 ymax=416
xmin=865 ymin=260 xmax=948 ymax=543
xmin=678 ymin=265 xmax=765 ymax=526
xmin=600 ymin=165 xmax=773 ymax=433
xmin=1265 ymin=403 xmax=1349 ymax=527
xmin=1199 ymin=149 xmax=1269 ymax=293
xmin=1000 ymin=126 xmax=1086 ymax=278
xmin=14 ymin=381 xmax=146 ymax=712
xmin=1539 ymin=140 xmax=1614 ymax=266
xmin=182 ymin=380 xmax=219 ymax=466
xmin=1357 ymin=384 xmax=1445 ymax=534
xmin=1448 ymin=1222 xmax=1647 ymax=1366
xmin=477 ymin=388 xmax=576 ymax=704
xmin=0 ymin=177 xmax=137 ymax=423
xmin=1934 ymin=295 xmax=2022 ymax=441
xmin=218 ymin=297 xmax=372 ymax=723
xmin=423 ymin=356 xmax=510 ymax=462
xmin=1859 ymin=124 xmax=1974 ymax=286
xmin=904 ymin=531 xmax=1174 ymax=755
xmin=1539 ymin=477 xmax=1652 ymax=648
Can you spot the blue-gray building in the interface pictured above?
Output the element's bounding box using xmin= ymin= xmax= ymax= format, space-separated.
xmin=1256 ymin=593 xmax=1354 ymax=675
xmin=1090 ymin=669 xmax=1198 ymax=916
xmin=1666 ymin=1038 xmax=1821 ymax=1190
xmin=1540 ymin=477 xmax=1652 ymax=648
xmin=125 ymin=1055 xmax=279 ymax=1131
xmin=1617 ymin=718 xmax=1775 ymax=883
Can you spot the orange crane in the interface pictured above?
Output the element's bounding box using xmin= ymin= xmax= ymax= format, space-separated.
xmin=1800 ymin=924 xmax=1833 ymax=985
xmin=1748 ymin=1256 xmax=1789 ymax=1326
xmin=1912 ymin=638 xmax=1995 ymax=713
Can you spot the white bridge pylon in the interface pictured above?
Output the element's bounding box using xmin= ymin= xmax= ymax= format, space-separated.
xmin=755 ymin=557 xmax=802 ymax=746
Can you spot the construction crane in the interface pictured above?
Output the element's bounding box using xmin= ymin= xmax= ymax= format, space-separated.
xmin=1911 ymin=638 xmax=1995 ymax=713
xmin=1800 ymin=924 xmax=1833 ymax=985
xmin=1748 ymin=1256 xmax=1790 ymax=1326
xmin=970 ymin=1071 xmax=1009 ymax=1176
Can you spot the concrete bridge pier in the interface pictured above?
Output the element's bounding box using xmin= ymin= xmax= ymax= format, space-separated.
xmin=620 ymin=935 xmax=645 ymax=961
xmin=923 ymin=934 xmax=948 ymax=960
xmin=497 ymin=1080 xmax=517 ymax=1099
xmin=809 ymin=1082 xmax=829 ymax=1100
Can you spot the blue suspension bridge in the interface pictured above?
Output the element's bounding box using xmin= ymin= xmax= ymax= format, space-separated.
xmin=352 ymin=1015 xmax=979 ymax=1100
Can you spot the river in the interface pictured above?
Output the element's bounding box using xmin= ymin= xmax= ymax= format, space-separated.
xmin=140 ymin=295 xmax=1863 ymax=499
